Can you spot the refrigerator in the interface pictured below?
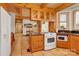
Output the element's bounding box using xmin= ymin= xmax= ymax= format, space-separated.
xmin=0 ymin=7 xmax=11 ymax=56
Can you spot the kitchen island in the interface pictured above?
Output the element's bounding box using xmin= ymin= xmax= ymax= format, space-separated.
xmin=29 ymin=34 xmax=44 ymax=52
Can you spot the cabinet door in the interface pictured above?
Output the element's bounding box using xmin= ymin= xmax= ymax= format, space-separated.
xmin=38 ymin=10 xmax=45 ymax=20
xmin=50 ymin=12 xmax=54 ymax=21
xmin=38 ymin=36 xmax=44 ymax=49
xmin=31 ymin=36 xmax=38 ymax=52
xmin=30 ymin=35 xmax=43 ymax=52
xmin=22 ymin=8 xmax=30 ymax=17
xmin=76 ymin=38 xmax=79 ymax=53
xmin=49 ymin=22 xmax=55 ymax=32
xmin=70 ymin=35 xmax=77 ymax=52
xmin=31 ymin=9 xmax=38 ymax=20
xmin=45 ymin=12 xmax=50 ymax=20
xmin=15 ymin=7 xmax=21 ymax=16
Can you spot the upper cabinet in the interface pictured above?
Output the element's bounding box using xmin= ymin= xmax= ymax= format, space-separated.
xmin=58 ymin=12 xmax=69 ymax=30
xmin=22 ymin=8 xmax=31 ymax=18
xmin=31 ymin=8 xmax=39 ymax=20
xmin=15 ymin=7 xmax=22 ymax=16
xmin=45 ymin=11 xmax=50 ymax=20
xmin=74 ymin=10 xmax=79 ymax=30
xmin=50 ymin=12 xmax=55 ymax=21
xmin=45 ymin=11 xmax=54 ymax=21
xmin=49 ymin=22 xmax=55 ymax=32
xmin=38 ymin=10 xmax=45 ymax=20
xmin=15 ymin=8 xmax=31 ymax=19
xmin=31 ymin=8 xmax=54 ymax=21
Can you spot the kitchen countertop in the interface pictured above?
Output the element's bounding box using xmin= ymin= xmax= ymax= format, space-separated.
xmin=23 ymin=34 xmax=44 ymax=36
xmin=30 ymin=34 xmax=44 ymax=36
xmin=69 ymin=33 xmax=79 ymax=36
xmin=57 ymin=33 xmax=69 ymax=35
xmin=57 ymin=32 xmax=79 ymax=36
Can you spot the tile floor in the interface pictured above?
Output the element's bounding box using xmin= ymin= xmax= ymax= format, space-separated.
xmin=11 ymin=33 xmax=79 ymax=56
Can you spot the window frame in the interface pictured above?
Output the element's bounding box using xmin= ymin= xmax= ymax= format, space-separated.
xmin=58 ymin=12 xmax=69 ymax=30
xmin=73 ymin=10 xmax=79 ymax=30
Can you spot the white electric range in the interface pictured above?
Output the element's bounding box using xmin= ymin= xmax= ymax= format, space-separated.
xmin=44 ymin=32 xmax=56 ymax=50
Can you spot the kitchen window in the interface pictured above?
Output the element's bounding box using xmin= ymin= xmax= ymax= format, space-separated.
xmin=74 ymin=11 xmax=79 ymax=30
xmin=32 ymin=21 xmax=39 ymax=34
xmin=59 ymin=13 xmax=69 ymax=30
xmin=41 ymin=21 xmax=49 ymax=33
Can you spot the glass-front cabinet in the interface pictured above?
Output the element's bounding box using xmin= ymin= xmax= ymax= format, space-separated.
xmin=22 ymin=8 xmax=30 ymax=18
xmin=39 ymin=10 xmax=45 ymax=20
xmin=31 ymin=9 xmax=39 ymax=20
xmin=46 ymin=12 xmax=50 ymax=20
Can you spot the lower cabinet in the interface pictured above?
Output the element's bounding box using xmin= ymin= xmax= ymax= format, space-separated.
xmin=30 ymin=35 xmax=44 ymax=52
xmin=57 ymin=41 xmax=70 ymax=49
xmin=57 ymin=35 xmax=70 ymax=49
xmin=69 ymin=34 xmax=79 ymax=53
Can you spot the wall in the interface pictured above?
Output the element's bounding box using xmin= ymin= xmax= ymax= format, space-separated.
xmin=9 ymin=12 xmax=15 ymax=33
xmin=56 ymin=4 xmax=79 ymax=31
xmin=0 ymin=7 xmax=11 ymax=56
xmin=0 ymin=8 xmax=1 ymax=55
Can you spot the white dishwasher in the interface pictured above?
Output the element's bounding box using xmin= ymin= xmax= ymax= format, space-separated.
xmin=44 ymin=32 xmax=56 ymax=50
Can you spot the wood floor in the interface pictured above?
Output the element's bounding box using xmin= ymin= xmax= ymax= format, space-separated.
xmin=11 ymin=33 xmax=79 ymax=56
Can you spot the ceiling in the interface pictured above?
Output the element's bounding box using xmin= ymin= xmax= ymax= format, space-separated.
xmin=1 ymin=3 xmax=74 ymax=13
xmin=31 ymin=3 xmax=63 ymax=8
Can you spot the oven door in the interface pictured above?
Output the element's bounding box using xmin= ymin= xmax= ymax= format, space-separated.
xmin=44 ymin=37 xmax=56 ymax=50
xmin=57 ymin=35 xmax=67 ymax=41
xmin=45 ymin=37 xmax=56 ymax=45
xmin=47 ymin=37 xmax=55 ymax=43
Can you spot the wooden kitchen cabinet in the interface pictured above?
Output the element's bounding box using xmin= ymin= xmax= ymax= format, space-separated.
xmin=31 ymin=8 xmax=39 ymax=20
xmin=30 ymin=35 xmax=44 ymax=52
xmin=38 ymin=10 xmax=45 ymax=20
xmin=43 ymin=11 xmax=49 ymax=20
xmin=22 ymin=8 xmax=30 ymax=18
xmin=69 ymin=34 xmax=79 ymax=53
xmin=57 ymin=35 xmax=70 ymax=49
xmin=57 ymin=41 xmax=70 ymax=49
xmin=45 ymin=11 xmax=54 ymax=21
xmin=76 ymin=39 xmax=79 ymax=53
xmin=69 ymin=35 xmax=77 ymax=52
xmin=15 ymin=7 xmax=22 ymax=16
xmin=45 ymin=11 xmax=50 ymax=20
xmin=49 ymin=22 xmax=55 ymax=32
xmin=50 ymin=12 xmax=54 ymax=21
xmin=31 ymin=8 xmax=53 ymax=21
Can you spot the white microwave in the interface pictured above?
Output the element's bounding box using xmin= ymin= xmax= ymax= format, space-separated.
xmin=57 ymin=35 xmax=68 ymax=41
